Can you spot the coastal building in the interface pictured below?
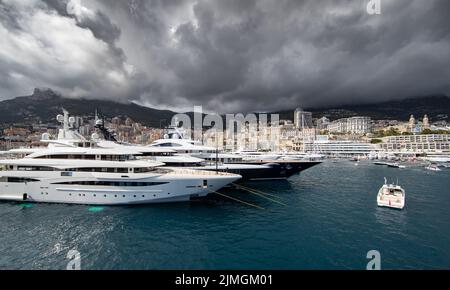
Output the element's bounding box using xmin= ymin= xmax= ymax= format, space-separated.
xmin=291 ymin=128 xmax=317 ymax=152
xmin=303 ymin=135 xmax=380 ymax=157
xmin=327 ymin=119 xmax=348 ymax=134
xmin=347 ymin=117 xmax=372 ymax=134
xmin=379 ymin=134 xmax=450 ymax=154
xmin=327 ymin=116 xmax=372 ymax=134
xmin=315 ymin=116 xmax=330 ymax=130
xmin=279 ymin=120 xmax=297 ymax=139
xmin=372 ymin=120 xmax=400 ymax=133
xmin=294 ymin=108 xmax=313 ymax=129
xmin=377 ymin=122 xmax=410 ymax=134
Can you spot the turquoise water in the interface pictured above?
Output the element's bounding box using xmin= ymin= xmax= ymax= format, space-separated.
xmin=0 ymin=161 xmax=449 ymax=269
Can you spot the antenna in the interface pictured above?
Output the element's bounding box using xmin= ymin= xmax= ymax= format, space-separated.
xmin=215 ymin=130 xmax=219 ymax=174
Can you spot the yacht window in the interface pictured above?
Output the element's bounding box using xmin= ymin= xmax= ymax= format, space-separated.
xmin=60 ymin=167 xmax=157 ymax=173
xmin=134 ymin=167 xmax=155 ymax=173
xmin=36 ymin=154 xmax=96 ymax=160
xmin=52 ymin=181 xmax=168 ymax=187
xmin=161 ymin=142 xmax=182 ymax=147
xmin=17 ymin=166 xmax=55 ymax=171
xmin=3 ymin=177 xmax=40 ymax=183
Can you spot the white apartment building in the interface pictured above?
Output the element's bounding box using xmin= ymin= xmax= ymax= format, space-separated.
xmin=380 ymin=134 xmax=450 ymax=154
xmin=304 ymin=140 xmax=380 ymax=156
xmin=328 ymin=116 xmax=372 ymax=134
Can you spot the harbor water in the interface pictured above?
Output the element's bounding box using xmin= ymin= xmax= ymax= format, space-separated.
xmin=0 ymin=160 xmax=449 ymax=269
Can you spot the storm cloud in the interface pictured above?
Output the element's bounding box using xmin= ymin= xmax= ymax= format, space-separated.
xmin=1 ymin=0 xmax=449 ymax=113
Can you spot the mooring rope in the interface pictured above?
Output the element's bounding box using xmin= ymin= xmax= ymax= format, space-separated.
xmin=233 ymin=185 xmax=287 ymax=206
xmin=209 ymin=190 xmax=265 ymax=210
xmin=238 ymin=186 xmax=287 ymax=206
xmin=232 ymin=183 xmax=282 ymax=199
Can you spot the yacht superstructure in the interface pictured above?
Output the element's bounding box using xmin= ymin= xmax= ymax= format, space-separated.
xmin=150 ymin=127 xmax=322 ymax=181
xmin=0 ymin=111 xmax=241 ymax=205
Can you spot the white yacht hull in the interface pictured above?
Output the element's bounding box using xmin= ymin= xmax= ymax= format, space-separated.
xmin=0 ymin=171 xmax=240 ymax=205
xmin=377 ymin=197 xmax=405 ymax=209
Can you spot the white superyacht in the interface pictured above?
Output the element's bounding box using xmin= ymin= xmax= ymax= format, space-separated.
xmin=149 ymin=126 xmax=322 ymax=181
xmin=0 ymin=112 xmax=241 ymax=205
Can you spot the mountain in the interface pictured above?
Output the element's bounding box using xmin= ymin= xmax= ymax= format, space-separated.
xmin=0 ymin=89 xmax=449 ymax=127
xmin=0 ymin=88 xmax=179 ymax=127
xmin=274 ymin=95 xmax=450 ymax=122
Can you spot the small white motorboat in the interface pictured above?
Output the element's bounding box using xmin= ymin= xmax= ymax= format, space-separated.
xmin=425 ymin=164 xmax=441 ymax=171
xmin=377 ymin=178 xmax=405 ymax=210
xmin=387 ymin=162 xmax=406 ymax=169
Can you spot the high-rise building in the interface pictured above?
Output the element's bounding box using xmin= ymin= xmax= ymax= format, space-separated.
xmin=294 ymin=108 xmax=313 ymax=129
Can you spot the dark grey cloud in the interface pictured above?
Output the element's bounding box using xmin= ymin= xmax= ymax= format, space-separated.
xmin=42 ymin=0 xmax=121 ymax=46
xmin=1 ymin=0 xmax=449 ymax=113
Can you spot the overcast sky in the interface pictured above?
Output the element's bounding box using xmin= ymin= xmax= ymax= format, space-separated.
xmin=1 ymin=0 xmax=449 ymax=113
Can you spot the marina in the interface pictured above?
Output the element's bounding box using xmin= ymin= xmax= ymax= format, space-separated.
xmin=0 ymin=111 xmax=448 ymax=269
xmin=1 ymin=0 xmax=450 ymax=278
xmin=0 ymin=160 xmax=448 ymax=269
xmin=0 ymin=112 xmax=241 ymax=205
